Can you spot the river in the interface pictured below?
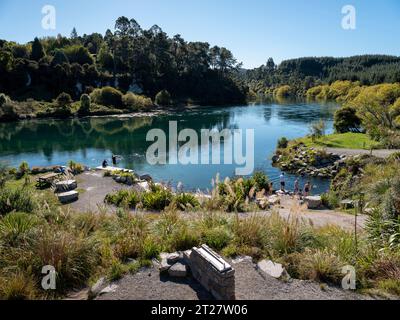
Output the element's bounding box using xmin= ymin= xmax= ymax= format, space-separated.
xmin=0 ymin=101 xmax=338 ymax=194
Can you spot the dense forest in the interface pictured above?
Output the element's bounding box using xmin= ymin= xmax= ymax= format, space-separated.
xmin=243 ymin=55 xmax=400 ymax=97
xmin=0 ymin=17 xmax=246 ymax=105
xmin=1 ymin=16 xmax=400 ymax=120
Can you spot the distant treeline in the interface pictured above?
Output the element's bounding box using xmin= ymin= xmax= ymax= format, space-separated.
xmin=0 ymin=17 xmax=246 ymax=105
xmin=243 ymin=55 xmax=400 ymax=97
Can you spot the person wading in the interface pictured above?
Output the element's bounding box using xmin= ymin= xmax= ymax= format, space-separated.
xmin=280 ymin=172 xmax=285 ymax=192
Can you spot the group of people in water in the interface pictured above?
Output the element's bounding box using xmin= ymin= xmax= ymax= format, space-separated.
xmin=102 ymin=154 xmax=121 ymax=168
xmin=279 ymin=172 xmax=312 ymax=197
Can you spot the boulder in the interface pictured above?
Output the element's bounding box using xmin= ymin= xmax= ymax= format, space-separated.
xmin=137 ymin=181 xmax=150 ymax=192
xmin=99 ymin=284 xmax=118 ymax=295
xmin=159 ymin=253 xmax=172 ymax=272
xmin=257 ymin=260 xmax=288 ymax=279
xmin=268 ymin=195 xmax=280 ymax=206
xmin=89 ymin=277 xmax=106 ymax=299
xmin=168 ymin=262 xmax=187 ymax=278
xmin=140 ymin=174 xmax=153 ymax=182
xmin=55 ymin=180 xmax=77 ymax=192
xmin=167 ymin=252 xmax=181 ymax=264
xmin=305 ymin=196 xmax=322 ymax=209
xmin=57 ymin=190 xmax=79 ymax=204
xmin=257 ymin=197 xmax=270 ymax=210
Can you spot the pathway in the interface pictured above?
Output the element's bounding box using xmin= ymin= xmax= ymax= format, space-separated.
xmin=326 ymin=148 xmax=400 ymax=159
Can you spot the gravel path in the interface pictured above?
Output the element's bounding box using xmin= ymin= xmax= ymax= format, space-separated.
xmin=278 ymin=196 xmax=367 ymax=231
xmin=96 ymin=258 xmax=374 ymax=300
xmin=233 ymin=257 xmax=372 ymax=300
xmin=70 ymin=171 xmax=130 ymax=212
xmin=326 ymin=148 xmax=400 ymax=158
xmin=96 ymin=267 xmax=213 ymax=300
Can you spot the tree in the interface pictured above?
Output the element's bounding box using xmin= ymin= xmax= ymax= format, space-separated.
xmin=266 ymin=57 xmax=276 ymax=71
xmin=30 ymin=37 xmax=45 ymax=61
xmin=71 ymin=27 xmax=78 ymax=40
xmin=79 ymin=94 xmax=91 ymax=114
xmin=56 ymin=92 xmax=72 ymax=108
xmin=155 ymin=90 xmax=171 ymax=106
xmin=334 ymin=106 xmax=362 ymax=133
xmin=51 ymin=49 xmax=69 ymax=66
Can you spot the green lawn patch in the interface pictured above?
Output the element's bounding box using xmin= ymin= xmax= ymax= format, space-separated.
xmin=296 ymin=133 xmax=380 ymax=150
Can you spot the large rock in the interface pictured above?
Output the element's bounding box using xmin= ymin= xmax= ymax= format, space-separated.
xmin=89 ymin=277 xmax=106 ymax=299
xmin=168 ymin=262 xmax=187 ymax=278
xmin=57 ymin=190 xmax=79 ymax=204
xmin=166 ymin=252 xmax=181 ymax=264
xmin=99 ymin=284 xmax=118 ymax=295
xmin=55 ymin=180 xmax=77 ymax=192
xmin=159 ymin=253 xmax=172 ymax=272
xmin=268 ymin=195 xmax=281 ymax=205
xmin=305 ymin=196 xmax=322 ymax=209
xmin=257 ymin=260 xmax=290 ymax=281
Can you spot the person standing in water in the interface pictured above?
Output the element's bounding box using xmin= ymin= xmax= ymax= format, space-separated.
xmin=303 ymin=181 xmax=312 ymax=197
xmin=280 ymin=172 xmax=285 ymax=191
xmin=112 ymin=154 xmax=117 ymax=166
xmin=294 ymin=178 xmax=299 ymax=195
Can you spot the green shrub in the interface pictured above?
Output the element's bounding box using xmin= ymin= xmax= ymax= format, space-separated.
xmin=105 ymin=189 xmax=141 ymax=209
xmin=0 ymin=93 xmax=10 ymax=107
xmin=277 ymin=137 xmax=289 ymax=149
xmin=172 ymin=193 xmax=200 ymax=211
xmin=142 ymin=184 xmax=173 ymax=211
xmin=155 ymin=90 xmax=171 ymax=106
xmin=252 ymin=171 xmax=271 ymax=193
xmin=17 ymin=161 xmax=30 ymax=178
xmin=33 ymin=228 xmax=100 ymax=292
xmin=108 ymin=260 xmax=127 ymax=281
xmin=295 ymin=248 xmax=343 ymax=284
xmin=0 ymin=212 xmax=38 ymax=246
xmin=203 ymin=226 xmax=232 ymax=251
xmin=122 ymin=92 xmax=153 ymax=111
xmin=90 ymin=87 xmax=123 ymax=108
xmin=79 ymin=94 xmax=91 ymax=114
xmin=153 ymin=211 xmax=200 ymax=252
xmin=0 ymin=272 xmax=37 ymax=300
xmin=0 ymin=187 xmax=36 ymax=216
xmin=56 ymin=92 xmax=73 ymax=108
xmin=68 ymin=160 xmax=84 ymax=174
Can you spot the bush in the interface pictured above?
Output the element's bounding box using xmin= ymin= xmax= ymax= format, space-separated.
xmin=79 ymin=94 xmax=91 ymax=114
xmin=0 ymin=272 xmax=37 ymax=300
xmin=56 ymin=92 xmax=73 ymax=108
xmin=155 ymin=90 xmax=171 ymax=106
xmin=122 ymin=92 xmax=153 ymax=111
xmin=274 ymin=85 xmax=293 ymax=99
xmin=17 ymin=161 xmax=30 ymax=178
xmin=203 ymin=226 xmax=232 ymax=251
xmin=277 ymin=137 xmax=289 ymax=149
xmin=90 ymin=87 xmax=123 ymax=108
xmin=0 ymin=93 xmax=10 ymax=107
xmin=0 ymin=212 xmax=38 ymax=246
xmin=295 ymin=248 xmax=343 ymax=284
xmin=68 ymin=160 xmax=84 ymax=174
xmin=34 ymin=228 xmax=100 ymax=292
xmin=0 ymin=187 xmax=36 ymax=216
xmin=172 ymin=193 xmax=200 ymax=211
xmin=142 ymin=184 xmax=173 ymax=211
xmin=334 ymin=106 xmax=362 ymax=133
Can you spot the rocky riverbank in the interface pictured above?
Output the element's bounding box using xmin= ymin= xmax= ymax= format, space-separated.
xmin=272 ymin=142 xmax=348 ymax=178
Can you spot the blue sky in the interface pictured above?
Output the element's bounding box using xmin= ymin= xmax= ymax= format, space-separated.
xmin=0 ymin=0 xmax=399 ymax=68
